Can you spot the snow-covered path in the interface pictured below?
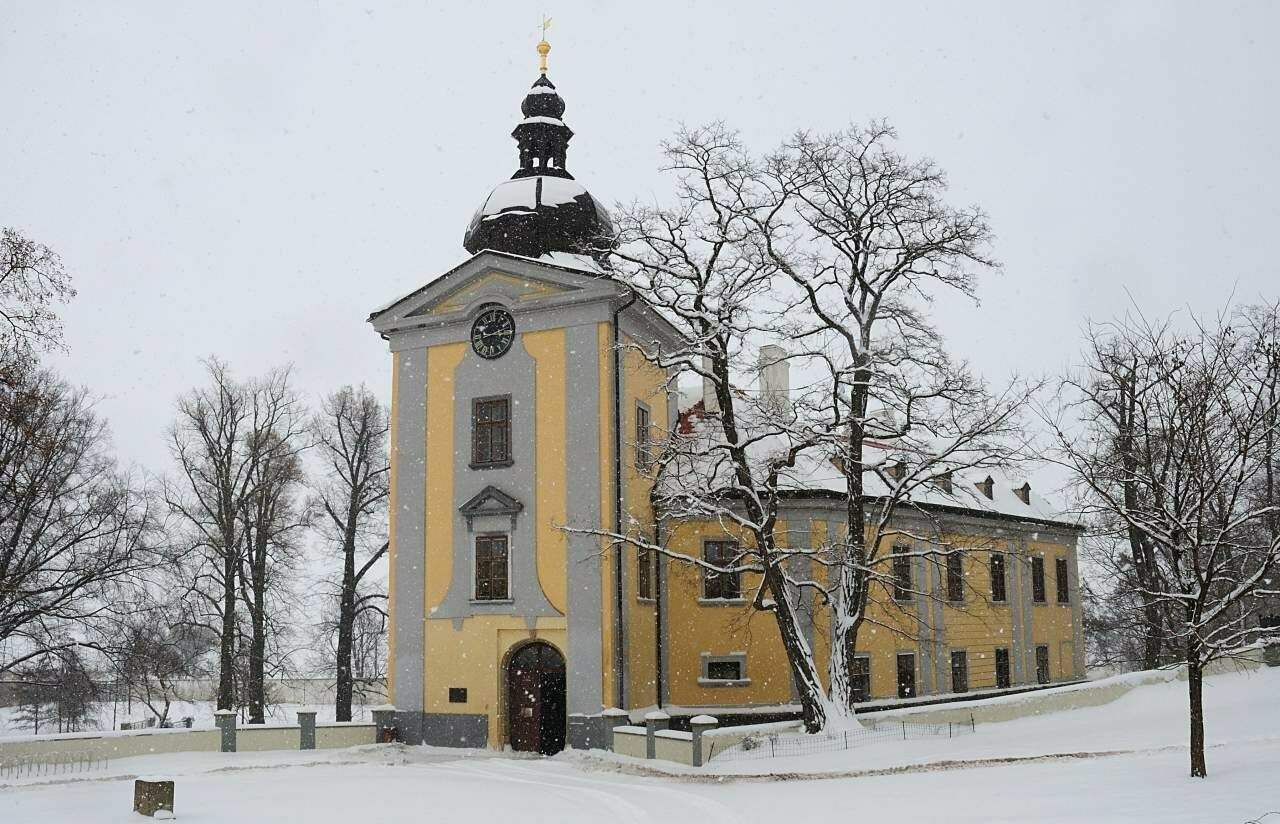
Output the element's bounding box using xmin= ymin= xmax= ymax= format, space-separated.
xmin=3 ymin=668 xmax=1278 ymax=823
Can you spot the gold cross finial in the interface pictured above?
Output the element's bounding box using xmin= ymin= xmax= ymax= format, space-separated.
xmin=537 ymin=16 xmax=552 ymax=75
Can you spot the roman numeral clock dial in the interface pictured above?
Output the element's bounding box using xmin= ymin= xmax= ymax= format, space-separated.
xmin=471 ymin=306 xmax=515 ymax=359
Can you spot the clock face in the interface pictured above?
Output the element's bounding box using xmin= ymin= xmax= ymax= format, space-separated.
xmin=471 ymin=306 xmax=515 ymax=359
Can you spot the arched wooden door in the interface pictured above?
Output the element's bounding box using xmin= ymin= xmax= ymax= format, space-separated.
xmin=506 ymin=642 xmax=566 ymax=755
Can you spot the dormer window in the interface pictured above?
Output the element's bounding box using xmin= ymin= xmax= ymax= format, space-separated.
xmin=886 ymin=461 xmax=907 ymax=482
xmin=1014 ymin=482 xmax=1032 ymax=505
xmin=976 ymin=476 xmax=995 ymax=499
xmin=933 ymin=470 xmax=953 ymax=494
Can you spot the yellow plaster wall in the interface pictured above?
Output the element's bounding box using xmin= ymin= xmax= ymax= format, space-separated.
xmin=621 ymin=337 xmax=669 ymax=708
xmin=425 ymin=343 xmax=466 ymax=612
xmin=936 ymin=536 xmax=1018 ymax=691
xmin=662 ymin=521 xmax=794 ymax=708
xmin=1029 ymin=540 xmax=1081 ymax=681
xmin=597 ymin=321 xmax=617 ymax=708
xmin=522 ymin=329 xmax=568 ymax=614
xmin=423 ymin=616 xmax=567 ymax=748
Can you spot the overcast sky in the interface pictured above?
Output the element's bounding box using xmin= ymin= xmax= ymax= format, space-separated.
xmin=2 ymin=1 xmax=1277 ymax=485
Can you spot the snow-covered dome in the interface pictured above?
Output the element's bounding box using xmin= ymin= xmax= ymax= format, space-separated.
xmin=461 ymin=72 xmax=615 ymax=260
xmin=463 ymin=175 xmax=614 ymax=260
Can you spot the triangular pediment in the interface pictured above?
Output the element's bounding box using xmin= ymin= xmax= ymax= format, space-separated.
xmin=407 ymin=269 xmax=577 ymax=317
xmin=368 ymin=250 xmax=620 ymax=337
xmin=459 ymin=485 xmax=523 ymax=516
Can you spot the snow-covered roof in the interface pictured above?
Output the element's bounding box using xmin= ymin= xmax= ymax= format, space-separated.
xmin=673 ymin=400 xmax=1078 ymax=530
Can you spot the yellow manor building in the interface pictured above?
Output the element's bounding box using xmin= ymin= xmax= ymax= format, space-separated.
xmin=367 ymin=46 xmax=1084 ymax=754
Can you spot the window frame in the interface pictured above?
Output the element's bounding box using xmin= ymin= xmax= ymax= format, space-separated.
xmin=470 ymin=395 xmax=513 ymax=469
xmin=701 ymin=539 xmax=743 ymax=602
xmin=950 ymin=649 xmax=969 ymax=694
xmin=634 ymin=401 xmax=653 ymax=473
xmin=1031 ymin=555 xmax=1047 ymax=603
xmin=637 ymin=545 xmax=655 ymax=602
xmin=850 ymin=654 xmax=872 ymax=703
xmin=891 ymin=545 xmax=914 ymax=602
xmin=945 ymin=551 xmax=964 ymax=603
xmin=995 ymin=647 xmax=1012 ymax=689
xmin=1035 ymin=644 xmax=1051 ymax=684
xmin=990 ymin=552 xmax=1007 ymax=603
xmin=698 ymin=652 xmax=750 ymax=686
xmin=896 ymin=651 xmax=917 ymax=699
xmin=1055 ymin=556 xmax=1071 ymax=604
xmin=472 ymin=532 xmax=511 ymax=602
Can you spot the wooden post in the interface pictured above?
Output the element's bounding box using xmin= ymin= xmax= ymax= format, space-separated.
xmin=133 ymin=778 xmax=174 ymax=817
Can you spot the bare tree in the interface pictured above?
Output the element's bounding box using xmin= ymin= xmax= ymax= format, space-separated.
xmin=756 ymin=123 xmax=1033 ymax=713
xmin=0 ymin=368 xmax=150 ymax=675
xmin=115 ymin=604 xmax=215 ymax=728
xmin=587 ymin=125 xmax=835 ymax=731
xmin=238 ymin=423 xmax=307 ymax=724
xmin=164 ymin=359 xmax=303 ymax=713
xmin=0 ymin=228 xmax=76 ymax=387
xmin=1045 ymin=304 xmax=1280 ymax=777
xmin=310 ymin=386 xmax=389 ymax=722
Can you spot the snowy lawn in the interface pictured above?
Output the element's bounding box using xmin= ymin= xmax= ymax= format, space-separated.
xmin=3 ymin=668 xmax=1277 ymax=823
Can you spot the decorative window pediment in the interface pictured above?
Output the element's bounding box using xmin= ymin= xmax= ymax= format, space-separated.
xmin=459 ymin=485 xmax=524 ymax=531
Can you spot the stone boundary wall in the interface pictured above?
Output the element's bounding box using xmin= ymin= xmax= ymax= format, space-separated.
xmin=0 ymin=722 xmax=378 ymax=762
xmin=611 ymin=726 xmax=647 ymax=759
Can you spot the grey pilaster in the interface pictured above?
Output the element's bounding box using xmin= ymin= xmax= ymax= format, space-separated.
xmin=391 ymin=350 xmax=427 ymax=744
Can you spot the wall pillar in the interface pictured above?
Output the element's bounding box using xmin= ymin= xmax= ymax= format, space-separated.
xmin=371 ymin=704 xmax=397 ymax=743
xmin=297 ymin=710 xmax=316 ymax=750
xmin=602 ymin=707 xmax=629 ymax=752
xmin=213 ymin=710 xmax=236 ymax=753
xmin=689 ymin=715 xmax=718 ymax=767
xmin=644 ymin=710 xmax=669 ymax=759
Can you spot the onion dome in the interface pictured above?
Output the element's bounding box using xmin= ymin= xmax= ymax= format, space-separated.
xmin=463 ymin=35 xmax=615 ymax=260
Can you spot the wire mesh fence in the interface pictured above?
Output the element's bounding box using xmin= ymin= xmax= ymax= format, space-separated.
xmin=0 ymin=750 xmax=111 ymax=780
xmin=708 ymin=716 xmax=976 ymax=763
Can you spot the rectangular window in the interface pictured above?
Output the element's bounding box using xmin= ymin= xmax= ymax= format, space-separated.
xmin=850 ymin=656 xmax=871 ymax=703
xmin=896 ymin=652 xmax=916 ymax=699
xmin=471 ymin=396 xmax=511 ymax=467
xmin=950 ymin=650 xmax=969 ymax=694
xmin=1055 ymin=557 xmax=1071 ymax=604
xmin=473 ymin=534 xmax=509 ymax=601
xmin=635 ymin=403 xmax=652 ymax=472
xmin=892 ymin=546 xmax=913 ymax=601
xmin=1031 ymin=556 xmax=1046 ymax=603
xmin=990 ymin=552 xmax=1007 ymax=602
xmin=706 ymin=659 xmax=742 ymax=682
xmin=703 ymin=540 xmax=741 ymax=600
xmin=637 ymin=546 xmax=654 ymax=601
xmin=1035 ymin=645 xmax=1051 ymax=684
xmin=995 ymin=647 xmax=1011 ymax=689
xmin=448 ymin=687 xmax=468 ymax=704
xmin=946 ymin=552 xmax=964 ymax=602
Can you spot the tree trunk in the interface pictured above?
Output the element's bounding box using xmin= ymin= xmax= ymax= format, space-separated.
xmin=831 ymin=374 xmax=870 ymax=713
xmin=218 ymin=551 xmax=237 ymax=711
xmin=334 ymin=530 xmax=357 ymax=723
xmin=765 ymin=564 xmax=828 ymax=733
xmin=1187 ymin=639 xmax=1207 ymax=778
xmin=248 ymin=580 xmax=267 ymax=724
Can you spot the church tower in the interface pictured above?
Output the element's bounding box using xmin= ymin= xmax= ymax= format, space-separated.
xmin=369 ymin=30 xmax=680 ymax=753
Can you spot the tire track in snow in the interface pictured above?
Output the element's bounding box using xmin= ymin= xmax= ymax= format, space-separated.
xmin=437 ymin=760 xmax=651 ymax=823
xmin=498 ymin=760 xmax=737 ymax=824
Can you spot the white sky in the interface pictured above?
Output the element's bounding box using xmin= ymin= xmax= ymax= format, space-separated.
xmin=3 ymin=1 xmax=1278 ymax=485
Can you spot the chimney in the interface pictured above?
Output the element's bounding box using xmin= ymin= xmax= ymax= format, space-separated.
xmin=701 ymin=354 xmax=719 ymax=414
xmin=758 ymin=345 xmax=790 ymax=410
xmin=1013 ymin=482 xmax=1032 ymax=505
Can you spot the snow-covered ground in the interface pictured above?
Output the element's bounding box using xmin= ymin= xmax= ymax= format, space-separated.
xmin=3 ymin=668 xmax=1278 ymax=823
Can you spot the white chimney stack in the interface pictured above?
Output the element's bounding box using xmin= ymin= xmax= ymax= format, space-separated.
xmin=702 ymin=354 xmax=719 ymax=414
xmin=758 ymin=345 xmax=790 ymax=409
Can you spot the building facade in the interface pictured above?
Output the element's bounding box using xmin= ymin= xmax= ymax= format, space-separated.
xmin=368 ymin=44 xmax=1084 ymax=754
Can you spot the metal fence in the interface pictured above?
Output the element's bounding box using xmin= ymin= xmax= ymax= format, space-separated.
xmin=708 ymin=716 xmax=976 ymax=763
xmin=0 ymin=750 xmax=111 ymax=780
